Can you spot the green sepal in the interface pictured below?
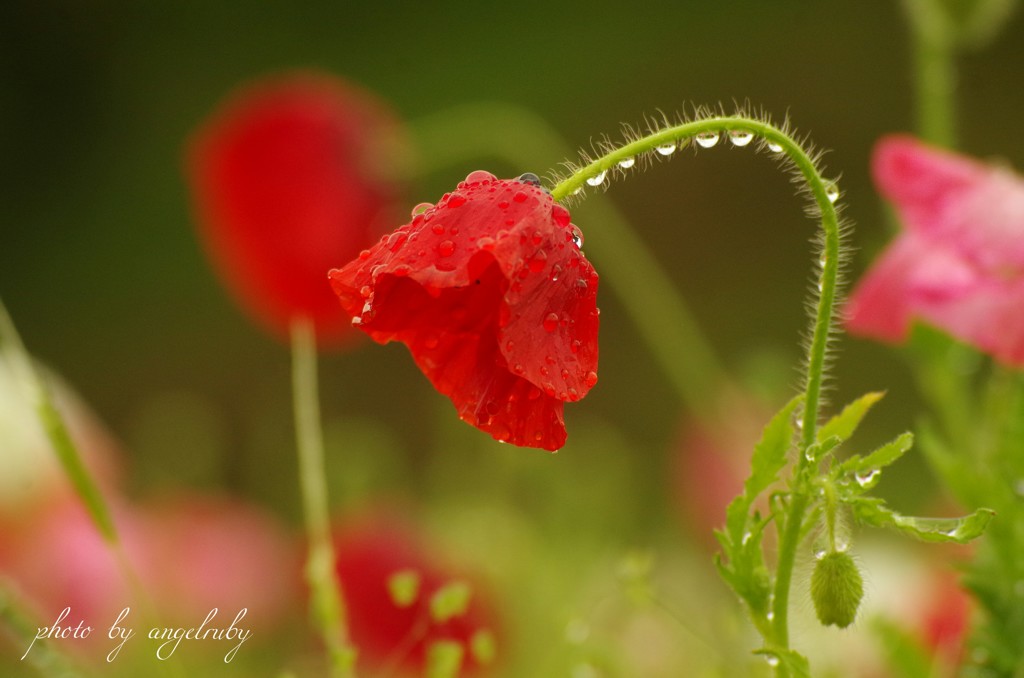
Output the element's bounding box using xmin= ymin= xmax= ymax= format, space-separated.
xmin=850 ymin=497 xmax=995 ymax=543
xmin=835 ymin=432 xmax=914 ymax=492
xmin=816 ymin=391 xmax=885 ymax=444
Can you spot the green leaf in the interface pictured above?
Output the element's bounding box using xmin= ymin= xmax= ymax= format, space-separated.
xmin=870 ymin=618 xmax=932 ymax=678
xmin=817 ymin=391 xmax=885 ymax=443
xmin=746 ymin=395 xmax=804 ymax=500
xmin=754 ymin=648 xmax=811 ymax=677
xmin=850 ymin=497 xmax=995 ymax=544
xmin=837 ymin=432 xmax=914 ymax=492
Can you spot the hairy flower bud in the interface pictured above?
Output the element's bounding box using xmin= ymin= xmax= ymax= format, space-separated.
xmin=811 ymin=551 xmax=864 ymax=628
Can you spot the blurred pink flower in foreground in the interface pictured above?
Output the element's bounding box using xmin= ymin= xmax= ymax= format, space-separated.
xmin=846 ymin=135 xmax=1024 ymax=365
xmin=334 ymin=513 xmax=500 ymax=676
xmin=0 ymin=493 xmax=298 ymax=646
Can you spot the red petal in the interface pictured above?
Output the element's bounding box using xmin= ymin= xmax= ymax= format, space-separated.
xmin=330 ymin=177 xmax=599 ymax=450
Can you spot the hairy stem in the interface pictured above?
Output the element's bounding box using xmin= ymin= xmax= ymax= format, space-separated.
xmin=291 ymin=318 xmax=357 ymax=677
xmin=549 ymin=115 xmax=845 ymax=667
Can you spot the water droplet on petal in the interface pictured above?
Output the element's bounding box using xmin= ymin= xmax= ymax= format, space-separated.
xmin=570 ymin=225 xmax=584 ymax=248
xmin=411 ymin=202 xmax=433 ymax=217
xmin=518 ymin=172 xmax=542 ymax=186
xmin=387 ymin=232 xmax=407 ymax=251
xmin=549 ymin=265 xmax=562 ymax=282
xmin=438 ymin=240 xmax=456 ymax=257
xmin=358 ymin=249 xmax=371 ymax=260
xmin=551 ymin=203 xmax=571 ymax=227
xmin=729 ymin=129 xmax=754 ymax=147
xmin=618 ymin=156 xmax=636 ymax=169
xmin=477 ymin=236 xmax=496 ymax=251
xmin=655 ymin=142 xmax=676 ymax=156
xmin=465 ymin=170 xmax=496 ymax=185
xmin=513 ymin=191 xmax=529 ymax=203
xmin=585 ymin=170 xmax=607 ymax=187
xmin=529 ymin=250 xmax=548 ymax=272
xmin=543 ymin=313 xmax=559 ymax=333
xmin=767 ymin=141 xmax=784 ymax=153
xmin=447 ymin=192 xmax=467 ymax=208
xmin=498 ymin=200 xmax=510 ymax=210
xmin=431 ymin=223 xmax=446 ymax=235
xmin=826 ymin=182 xmax=840 ymax=203
xmin=392 ymin=264 xmax=411 ymax=277
xmin=695 ymin=131 xmax=720 ymax=148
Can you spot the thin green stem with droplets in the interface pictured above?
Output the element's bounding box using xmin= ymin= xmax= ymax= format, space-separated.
xmin=549 ymin=114 xmax=845 ymax=672
xmin=291 ymin=318 xmax=357 ymax=678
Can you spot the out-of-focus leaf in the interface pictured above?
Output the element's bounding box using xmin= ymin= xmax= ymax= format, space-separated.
xmin=850 ymin=497 xmax=995 ymax=543
xmin=746 ymin=395 xmax=803 ymax=500
xmin=754 ymin=647 xmax=811 ymax=677
xmin=871 ymin=618 xmax=932 ymax=678
xmin=816 ymin=391 xmax=885 ymax=444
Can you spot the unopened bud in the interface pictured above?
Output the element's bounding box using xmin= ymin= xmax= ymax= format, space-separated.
xmin=811 ymin=551 xmax=864 ymax=628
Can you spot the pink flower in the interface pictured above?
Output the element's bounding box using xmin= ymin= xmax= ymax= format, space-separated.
xmin=846 ymin=135 xmax=1024 ymax=365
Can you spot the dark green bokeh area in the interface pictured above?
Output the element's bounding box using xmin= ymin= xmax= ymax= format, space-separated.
xmin=3 ymin=1 xmax=1024 ymax=673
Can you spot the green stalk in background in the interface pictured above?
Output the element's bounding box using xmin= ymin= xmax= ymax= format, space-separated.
xmin=291 ymin=318 xmax=357 ymax=678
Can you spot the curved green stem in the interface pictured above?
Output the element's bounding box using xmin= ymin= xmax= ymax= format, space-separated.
xmin=410 ymin=103 xmax=728 ymax=419
xmin=291 ymin=318 xmax=357 ymax=678
xmin=550 ymin=115 xmax=845 ymax=666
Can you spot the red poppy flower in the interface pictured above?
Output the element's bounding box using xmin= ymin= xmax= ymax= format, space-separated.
xmin=334 ymin=515 xmax=500 ymax=676
xmin=186 ymin=72 xmax=405 ymax=345
xmin=329 ymin=172 xmax=600 ymax=451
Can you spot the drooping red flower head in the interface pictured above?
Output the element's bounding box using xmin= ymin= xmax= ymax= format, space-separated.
xmin=329 ymin=172 xmax=600 ymax=451
xmin=186 ymin=72 xmax=405 ymax=345
xmin=846 ymin=135 xmax=1024 ymax=365
xmin=334 ymin=515 xmax=501 ymax=676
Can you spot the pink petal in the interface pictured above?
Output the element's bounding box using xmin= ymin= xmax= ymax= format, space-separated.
xmin=873 ymin=135 xmax=1024 ymax=273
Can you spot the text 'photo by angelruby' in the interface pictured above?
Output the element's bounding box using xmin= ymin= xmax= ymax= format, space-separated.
xmin=3 ymin=2 xmax=1024 ymax=677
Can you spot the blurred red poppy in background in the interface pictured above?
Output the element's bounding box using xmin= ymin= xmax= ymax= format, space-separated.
xmin=334 ymin=513 xmax=500 ymax=676
xmin=329 ymin=172 xmax=599 ymax=450
xmin=186 ymin=71 xmax=407 ymax=345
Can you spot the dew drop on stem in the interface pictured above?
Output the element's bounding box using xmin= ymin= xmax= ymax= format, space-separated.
xmin=695 ymin=131 xmax=720 ymax=148
xmin=618 ymin=156 xmax=636 ymax=169
xmin=585 ymin=170 xmax=608 ymax=187
xmin=655 ymin=142 xmax=676 ymax=156
xmin=728 ymin=129 xmax=754 ymax=147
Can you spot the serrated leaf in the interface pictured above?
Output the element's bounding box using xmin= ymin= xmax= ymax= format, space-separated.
xmin=817 ymin=391 xmax=885 ymax=443
xmin=850 ymin=498 xmax=995 ymax=544
xmin=755 ymin=648 xmax=811 ymax=677
xmin=747 ymin=395 xmax=804 ymax=499
xmin=841 ymin=432 xmax=914 ymax=475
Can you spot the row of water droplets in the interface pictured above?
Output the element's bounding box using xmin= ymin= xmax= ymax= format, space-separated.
xmin=574 ymin=128 xmax=841 ymax=204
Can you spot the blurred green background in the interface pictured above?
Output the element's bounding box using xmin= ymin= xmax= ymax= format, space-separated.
xmin=2 ymin=2 xmax=1023 ymax=674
